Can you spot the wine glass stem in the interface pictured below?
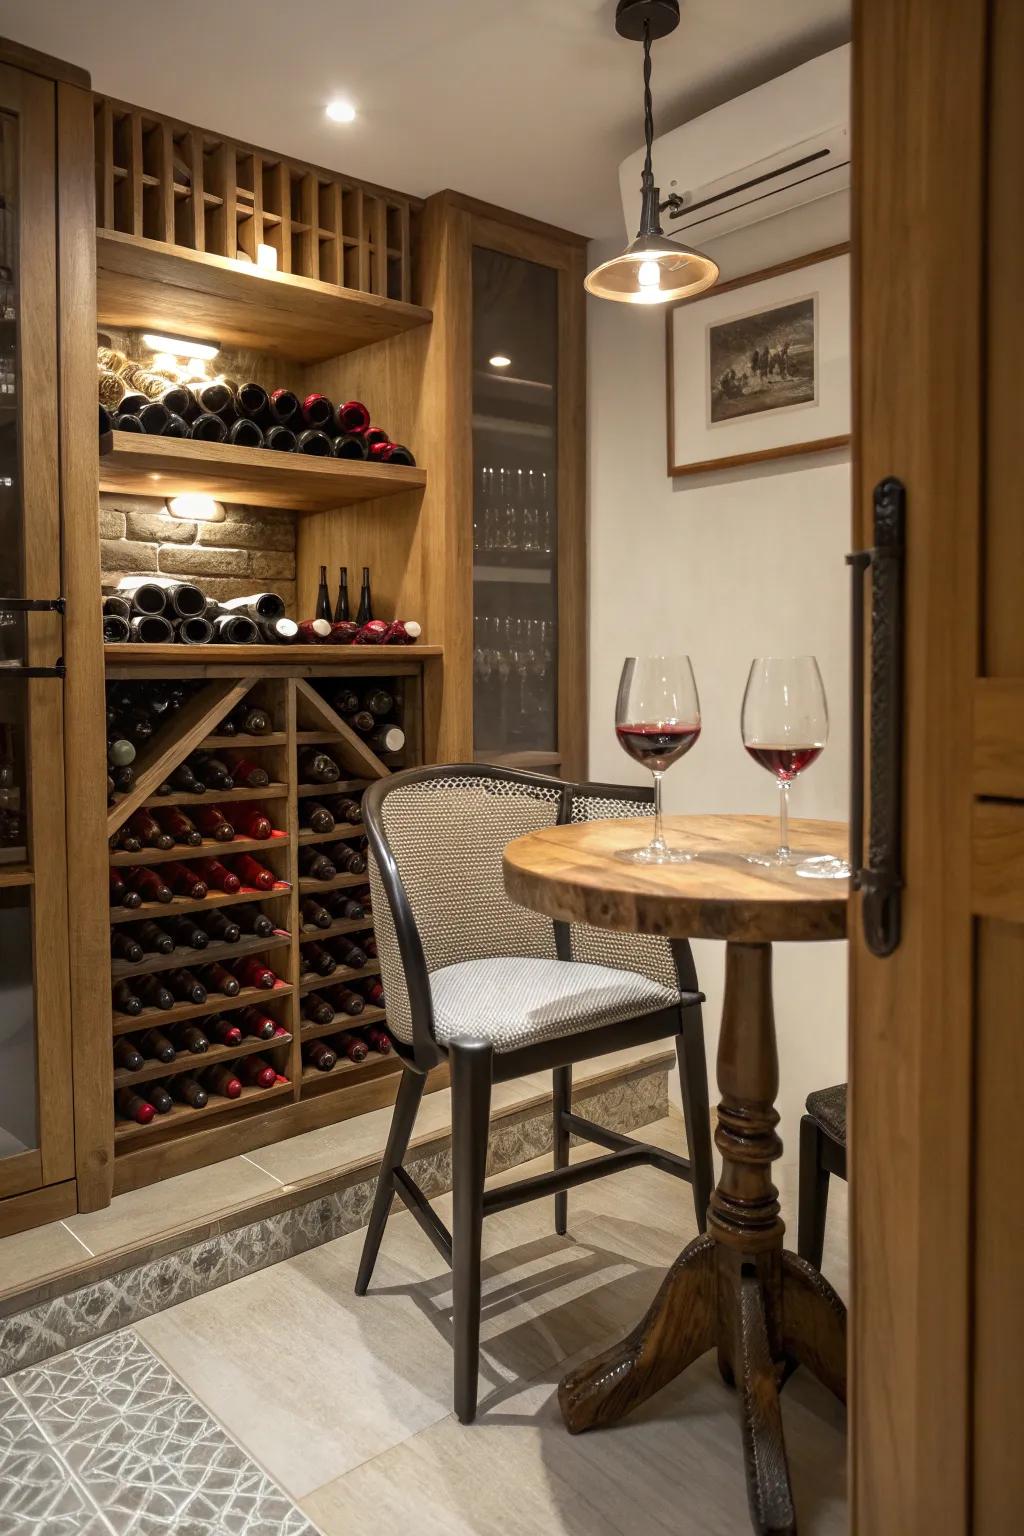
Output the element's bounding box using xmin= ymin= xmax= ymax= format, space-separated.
xmin=652 ymin=770 xmax=666 ymax=852
xmin=778 ymin=779 xmax=791 ymax=858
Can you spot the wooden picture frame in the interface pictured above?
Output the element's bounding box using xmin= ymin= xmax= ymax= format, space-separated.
xmin=666 ymin=242 xmax=851 ymax=476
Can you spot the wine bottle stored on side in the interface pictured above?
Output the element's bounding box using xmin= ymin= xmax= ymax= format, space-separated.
xmin=129 ymin=614 xmax=175 ymax=643
xmin=264 ymin=424 xmax=297 ymax=453
xmin=113 ymin=1038 xmax=145 ymax=1073
xmin=171 ymin=1074 xmax=208 ymax=1109
xmin=222 ymin=594 xmax=286 ymax=626
xmin=225 ymin=756 xmax=269 ymax=788
xmin=167 ymin=916 xmax=209 ymax=951
xmin=170 ymin=1023 xmax=209 ymax=1055
xmin=224 ymin=701 xmax=274 ymax=736
xmin=143 ymin=1083 xmax=173 ymax=1115
xmin=315 ymin=565 xmax=332 ymax=623
xmin=363 ymin=935 xmax=378 ymax=960
xmin=189 ymin=379 xmax=231 ymax=417
xmin=236 ymin=382 xmax=269 ymax=420
xmin=176 ymin=616 xmax=215 ymax=646
xmin=112 ymin=980 xmax=143 ymax=1017
xmin=166 ymin=968 xmax=208 ymax=1005
xmin=157 ymin=808 xmax=204 ymax=847
xmin=300 ymin=898 xmax=332 ymax=930
xmin=191 ymin=412 xmax=228 ymax=442
xmin=300 ymin=801 xmax=335 ymax=834
xmin=111 ymin=928 xmax=145 ymax=964
xmin=233 ymin=904 xmax=274 ymax=938
xmin=326 ymin=985 xmax=365 ymax=1018
xmin=193 ymin=805 xmax=236 ymax=842
xmin=127 ymin=808 xmax=175 ymax=851
xmin=231 ymin=854 xmax=277 ymax=891
xmin=136 ymin=974 xmax=175 ymax=1012
xmin=335 ymin=400 xmax=370 ymax=434
xmin=233 ymin=956 xmax=279 ymax=990
xmin=332 ymin=936 xmax=368 ymax=970
xmin=355 ymin=566 xmax=373 ymax=625
xmin=267 ymin=388 xmax=299 ymax=425
xmin=139 ymin=1027 xmax=177 ymax=1063
xmin=330 ymin=686 xmax=360 ymax=717
xmin=301 ymin=941 xmax=336 ymax=977
xmin=362 ymin=687 xmax=394 ymax=719
xmin=299 ymin=848 xmax=337 ymax=882
xmin=333 ymin=845 xmax=367 ymax=876
xmin=137 ymin=920 xmax=175 ymax=955
xmin=333 ymin=566 xmax=350 ymax=623
xmin=103 ymin=614 xmax=131 ymax=643
xmin=228 ymin=417 xmax=264 ymax=448
xmin=200 ymin=1063 xmax=242 ymax=1100
xmin=202 ymin=909 xmax=241 ymax=944
xmin=295 ymin=428 xmax=332 ymax=456
xmin=223 ymin=804 xmax=273 ymax=839
xmin=236 ymin=1007 xmax=277 ymax=1041
xmin=364 ymin=1025 xmax=392 ymax=1056
xmin=297 ymin=749 xmax=340 ymax=784
xmin=128 ymin=866 xmax=174 ymax=905
xmin=236 ymin=1055 xmax=277 ymax=1089
xmin=160 ymin=862 xmax=208 ymax=901
xmin=208 ymin=1016 xmax=243 ymax=1047
xmin=368 ymin=724 xmax=406 ymax=755
xmin=302 ymin=993 xmax=335 ymax=1026
xmin=325 ymin=893 xmax=365 ymax=922
xmin=116 ymin=1087 xmax=155 ymax=1125
xmin=331 ymin=433 xmax=368 ymax=460
xmin=362 ymin=978 xmax=386 ymax=1009
xmin=204 ymin=962 xmax=241 ymax=997
xmin=335 ymin=1030 xmax=368 ymax=1063
xmin=325 ymin=796 xmax=363 ymax=825
xmin=194 ymin=857 xmax=240 ymax=894
xmin=168 ymin=762 xmax=206 ymax=796
xmin=363 ymin=427 xmax=389 ymax=451
xmin=190 ymin=754 xmax=235 ymax=791
xmin=212 ymin=614 xmax=260 ymax=645
xmin=301 ymin=393 xmax=333 ymax=429
xmin=343 ymin=709 xmax=375 ymax=735
xmin=297 ymin=618 xmax=332 ymax=643
xmin=261 ymin=616 xmax=299 ymax=644
xmin=304 ymin=1039 xmax=337 ymax=1072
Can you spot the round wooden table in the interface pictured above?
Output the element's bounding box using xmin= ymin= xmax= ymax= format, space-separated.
xmin=503 ymin=813 xmax=849 ymax=1536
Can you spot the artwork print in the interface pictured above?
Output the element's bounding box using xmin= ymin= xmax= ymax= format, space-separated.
xmin=707 ymin=295 xmax=818 ymax=425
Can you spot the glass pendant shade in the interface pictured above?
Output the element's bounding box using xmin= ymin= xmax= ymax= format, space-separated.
xmin=584 ymin=232 xmax=719 ymax=304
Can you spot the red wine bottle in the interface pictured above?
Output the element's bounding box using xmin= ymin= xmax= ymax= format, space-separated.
xmin=171 ymin=1073 xmax=208 ymax=1108
xmin=191 ymin=753 xmax=234 ymax=790
xmin=137 ymin=920 xmax=175 ymax=955
xmin=113 ymin=1037 xmax=145 ymax=1072
xmin=363 ymin=426 xmax=389 ymax=451
xmin=300 ymin=848 xmax=337 ymax=882
xmin=193 ymin=805 xmax=236 ymax=842
xmin=224 ymin=804 xmax=273 ymax=839
xmin=364 ymin=1024 xmax=391 ymax=1055
xmin=335 ymin=400 xmax=370 ymax=434
xmin=112 ymin=980 xmax=143 ymax=1017
xmin=111 ymin=928 xmax=145 ymax=964
xmin=110 ymin=868 xmax=143 ymax=909
xmin=333 ymin=567 xmax=350 ymax=623
xmin=207 ymin=1016 xmax=243 ymax=1047
xmin=161 ymin=862 xmax=208 ymax=900
xmin=233 ymin=956 xmax=279 ymax=991
xmin=355 ymin=567 xmax=373 ymax=625
xmin=301 ymin=801 xmax=336 ymax=834
xmin=116 ymin=1087 xmax=155 ymax=1125
xmin=170 ymin=1022 xmax=209 ymax=1055
xmin=236 ymin=1006 xmax=277 ymax=1041
xmin=363 ymin=935 xmax=378 ymax=960
xmin=236 ymin=1055 xmax=277 ymax=1088
xmin=204 ymin=962 xmax=241 ymax=997
xmin=333 ymin=936 xmax=368 ymax=970
xmin=158 ymin=808 xmax=203 ymax=847
xmin=297 ymin=618 xmax=332 ymax=643
xmin=267 ymin=387 xmax=299 ymax=425
xmin=315 ymin=565 xmax=332 ymax=623
xmin=166 ymin=968 xmax=208 ymax=1005
xmin=335 ymin=1030 xmax=368 ymax=1063
xmin=233 ymin=904 xmax=274 ymax=938
xmin=129 ymin=866 xmax=174 ymax=905
xmin=304 ymin=1039 xmax=337 ymax=1072
xmin=225 ymin=757 xmax=270 ymax=789
xmin=195 ymin=857 xmax=240 ymax=894
xmin=203 ymin=909 xmax=241 ymax=944
xmin=302 ymin=992 xmax=335 ymax=1026
xmin=302 ymin=941 xmax=336 ymax=977
xmin=362 ymin=978 xmax=386 ymax=1009
xmin=128 ymin=808 xmax=175 ymax=851
xmin=167 ymin=915 xmax=209 ymax=950
xmin=301 ymin=392 xmax=333 ymax=429
xmin=139 ymin=1027 xmax=176 ymax=1063
xmin=326 ymin=985 xmax=364 ymax=1017
xmin=143 ymin=1083 xmax=173 ymax=1115
xmin=301 ymin=897 xmax=332 ymax=930
xmin=231 ymin=854 xmax=276 ymax=891
xmin=372 ymin=441 xmax=416 ymax=466
xmin=200 ymin=1063 xmax=242 ymax=1099
xmin=136 ymin=974 xmax=175 ymax=1011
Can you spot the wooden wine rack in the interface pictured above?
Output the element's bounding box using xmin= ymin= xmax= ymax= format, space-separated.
xmin=93 ymin=95 xmax=417 ymax=302
xmin=104 ymin=653 xmax=443 ymax=1194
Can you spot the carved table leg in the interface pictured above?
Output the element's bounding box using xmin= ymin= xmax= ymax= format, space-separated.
xmin=781 ymin=1251 xmax=847 ymax=1404
xmin=736 ymin=1268 xmax=797 ymax=1535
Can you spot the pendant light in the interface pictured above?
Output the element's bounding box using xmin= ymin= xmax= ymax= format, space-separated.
xmin=586 ymin=0 xmax=719 ymax=305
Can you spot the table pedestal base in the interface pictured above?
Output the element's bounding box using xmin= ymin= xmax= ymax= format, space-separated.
xmin=557 ymin=942 xmax=847 ymax=1536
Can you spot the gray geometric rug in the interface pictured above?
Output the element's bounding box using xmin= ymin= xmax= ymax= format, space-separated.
xmin=0 ymin=1329 xmax=317 ymax=1534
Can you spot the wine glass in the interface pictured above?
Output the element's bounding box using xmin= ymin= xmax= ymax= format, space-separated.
xmin=615 ymin=656 xmax=702 ymax=863
xmin=741 ymin=655 xmax=843 ymax=872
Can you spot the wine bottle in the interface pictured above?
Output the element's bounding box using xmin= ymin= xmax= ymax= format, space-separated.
xmin=103 ymin=613 xmax=131 ymax=643
xmin=170 ymin=1023 xmax=209 ymax=1055
xmin=333 ymin=567 xmax=350 ymax=623
xmin=223 ymin=804 xmax=273 ymax=839
xmin=362 ymin=687 xmax=394 ymax=718
xmin=159 ymin=582 xmax=208 ymax=619
xmin=161 ymin=862 xmax=208 ymax=900
xmin=139 ymin=1027 xmax=177 ymax=1063
xmin=372 ymin=442 xmax=416 ymax=467
xmin=299 ymin=848 xmax=337 ymax=882
xmin=331 ymin=686 xmax=360 ymax=716
xmin=137 ymin=920 xmax=176 ymax=955
xmin=326 ymin=893 xmax=365 ymax=921
xmin=297 ymin=618 xmax=332 ymax=643
xmin=295 ymin=428 xmax=332 ymax=456
xmin=128 ymin=866 xmax=174 ymax=904
xmin=176 ymin=616 xmax=215 ymax=646
xmin=111 ymin=411 xmax=145 ymax=433
xmin=264 ymin=424 xmax=297 ymax=453
xmin=300 ymin=392 xmax=333 ymax=429
xmin=302 ymin=993 xmax=335 ymax=1026
xmin=112 ymin=979 xmax=144 ymax=1017
xmin=111 ymin=928 xmax=145 ymax=964
xmin=231 ymin=854 xmax=276 ymax=891
xmin=143 ymin=1083 xmax=173 ymax=1115
xmin=189 ymin=380 xmax=231 ymax=417
xmin=194 ymin=857 xmax=240 ymax=894
xmin=300 ymin=897 xmax=332 ymax=930
xmin=128 ymin=808 xmax=175 ymax=851
xmin=334 ymin=845 xmax=367 ymax=876
xmin=225 ymin=756 xmax=269 ymax=788
xmin=166 ymin=968 xmax=208 ymax=1005
xmin=344 ymin=708 xmax=375 ymax=735
xmin=111 ymin=765 xmax=136 ymax=793
xmin=331 ymin=433 xmax=368 ymax=460
xmin=334 ymin=400 xmax=370 ymax=434
xmin=193 ymin=804 xmax=236 ymax=842
xmin=355 ymin=567 xmax=373 ymax=625
xmin=368 ymin=724 xmax=406 ymax=754
xmin=203 ymin=908 xmax=241 ymax=944
xmin=137 ymin=399 xmax=171 ymax=434
xmin=191 ymin=412 xmax=228 ymax=442
xmin=113 ymin=1038 xmax=145 ymax=1073
xmin=304 ymin=1039 xmax=337 ymax=1072
xmin=236 ymin=1006 xmax=277 ymax=1041
xmin=333 ymin=936 xmax=368 ymax=970
xmin=167 ymin=915 xmax=209 ymax=950
xmin=364 ymin=1025 xmax=392 ymax=1056
xmin=204 ymin=962 xmax=241 ymax=997
xmin=103 ymin=594 xmax=132 ymax=621
xmin=364 ymin=427 xmax=389 ymax=450
xmin=236 ymin=1055 xmax=278 ymax=1089
xmin=208 ymin=1016 xmax=243 ymax=1046
xmin=326 ymin=986 xmax=365 ymax=1019
xmin=116 ymin=1087 xmax=155 ymax=1125
xmin=112 ymin=827 xmax=142 ymax=854
xmin=261 ymin=616 xmax=298 ymax=643
xmin=233 ymin=956 xmax=279 ymax=990
xmin=298 ymin=749 xmax=340 ymax=784
xmin=363 ymin=935 xmax=378 ymax=960
xmin=224 ymin=701 xmax=273 ymax=735
xmin=236 ymin=381 xmax=269 ymax=420
xmin=233 ymin=904 xmax=275 ymax=938
xmin=212 ymin=614 xmax=260 ymax=645
xmin=228 ymin=417 xmax=264 ymax=448
xmin=168 ymin=762 xmax=206 ymax=796
xmin=159 ymin=411 xmax=189 ymax=438
xmin=191 ymin=754 xmax=235 ymax=791
xmin=335 ymin=1030 xmax=368 ymax=1063
xmin=136 ymin=974 xmax=175 ymax=1011
xmin=302 ymin=941 xmax=336 ymax=977
xmin=129 ymin=614 xmax=175 ymax=643
xmin=107 ymin=736 xmax=137 ymax=768
xmin=362 ymin=978 xmax=386 ymax=1009
xmin=200 ymin=1063 xmax=242 ymax=1100
xmin=315 ymin=565 xmax=332 ymax=623
xmin=301 ymin=801 xmax=335 ymax=834
xmin=326 ymin=796 xmax=363 ymax=825
xmin=267 ymin=387 xmax=299 ymax=425
xmin=116 ymin=389 xmax=150 ymax=416
xmin=158 ymin=808 xmax=203 ymax=847
xmin=171 ymin=1074 xmax=208 ymax=1108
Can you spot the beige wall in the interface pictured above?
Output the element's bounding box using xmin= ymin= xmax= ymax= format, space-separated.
xmin=586 ymin=190 xmax=851 ymax=1150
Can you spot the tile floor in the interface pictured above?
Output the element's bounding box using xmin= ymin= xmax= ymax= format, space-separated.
xmin=0 ymin=1116 xmax=848 ymax=1534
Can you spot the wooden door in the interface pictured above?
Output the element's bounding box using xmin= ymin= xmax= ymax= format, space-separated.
xmin=0 ymin=61 xmax=75 ymax=1222
xmin=851 ymin=1 xmax=1023 ymax=1530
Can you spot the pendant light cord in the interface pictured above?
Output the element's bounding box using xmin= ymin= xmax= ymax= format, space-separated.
xmin=641 ymin=20 xmax=654 ymax=196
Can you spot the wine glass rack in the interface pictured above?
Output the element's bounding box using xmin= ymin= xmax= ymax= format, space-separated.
xmin=104 ymin=654 xmax=435 ymax=1194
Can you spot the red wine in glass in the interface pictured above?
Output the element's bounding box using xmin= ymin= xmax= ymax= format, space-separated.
xmin=741 ymin=656 xmax=835 ymax=868
xmin=615 ymin=657 xmax=701 ymax=864
xmin=743 ymin=743 xmax=823 ymax=781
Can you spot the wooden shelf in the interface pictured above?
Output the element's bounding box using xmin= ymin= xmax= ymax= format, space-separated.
xmin=298 ymin=872 xmax=367 ymax=894
xmin=96 ymin=230 xmax=432 ymax=364
xmin=99 ymin=430 xmax=426 ymax=513
xmin=106 ymin=645 xmax=441 ymax=667
xmin=199 ymin=733 xmax=288 ymax=749
xmin=297 ymin=780 xmax=369 ymax=799
xmin=298 ymin=961 xmax=380 ymax=992
xmin=110 ymin=830 xmax=289 ymax=866
xmin=114 ymin=1030 xmax=292 ymax=1089
xmin=110 ymin=880 xmax=291 ymax=923
xmin=299 ymin=1005 xmax=387 ymax=1043
xmin=138 ymin=782 xmax=288 ymax=810
xmin=111 ymin=929 xmax=291 ymax=980
xmin=297 ymin=824 xmax=365 ymax=845
xmin=112 ymin=980 xmax=293 ymax=1035
xmin=115 ymin=1078 xmax=293 ymax=1142
xmin=298 ymin=916 xmax=373 ymax=943
xmin=300 ymin=1054 xmax=398 ymax=1092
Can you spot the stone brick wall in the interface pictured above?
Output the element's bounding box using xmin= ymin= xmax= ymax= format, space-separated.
xmin=100 ymin=495 xmax=297 ymax=614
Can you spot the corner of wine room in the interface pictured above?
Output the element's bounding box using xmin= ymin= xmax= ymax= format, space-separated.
xmin=0 ymin=4 xmax=1017 ymax=1535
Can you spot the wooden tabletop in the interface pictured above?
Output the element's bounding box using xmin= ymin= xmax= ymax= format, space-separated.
xmin=503 ymin=813 xmax=849 ymax=944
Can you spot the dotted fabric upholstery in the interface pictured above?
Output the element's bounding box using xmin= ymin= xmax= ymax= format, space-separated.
xmin=368 ymin=776 xmax=561 ymax=1044
xmin=805 ymin=1083 xmax=847 ymax=1146
xmin=568 ymin=791 xmax=680 ymax=991
xmin=428 ymin=956 xmax=678 ymax=1052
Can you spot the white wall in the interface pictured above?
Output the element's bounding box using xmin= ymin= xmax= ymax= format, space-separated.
xmin=587 ymin=191 xmax=851 ymax=1151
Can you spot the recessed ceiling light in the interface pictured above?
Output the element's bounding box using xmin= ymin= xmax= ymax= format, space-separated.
xmin=326 ymin=99 xmax=357 ymax=124
xmin=142 ymin=333 xmax=219 ymax=361
xmin=489 ymin=354 xmax=512 ymax=368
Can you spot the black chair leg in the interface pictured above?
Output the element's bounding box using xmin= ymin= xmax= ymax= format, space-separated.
xmin=355 ymin=1065 xmax=426 ymax=1296
xmin=552 ymin=1064 xmax=571 ymax=1236
xmin=797 ymin=1113 xmax=830 ymax=1270
xmin=676 ymin=1008 xmax=713 ymax=1234
xmin=451 ymin=1037 xmax=493 ymax=1424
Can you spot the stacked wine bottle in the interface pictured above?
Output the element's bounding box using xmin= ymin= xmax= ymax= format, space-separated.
xmin=104 ymin=584 xmax=298 ymax=648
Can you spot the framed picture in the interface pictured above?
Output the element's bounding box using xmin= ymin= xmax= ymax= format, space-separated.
xmin=667 ymin=243 xmax=850 ymax=476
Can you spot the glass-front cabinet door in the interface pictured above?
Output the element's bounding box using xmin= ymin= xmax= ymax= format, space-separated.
xmin=471 ymin=245 xmax=564 ymax=768
xmin=0 ymin=63 xmax=73 ymax=1203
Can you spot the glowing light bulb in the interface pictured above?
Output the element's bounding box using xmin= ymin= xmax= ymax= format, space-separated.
xmin=637 ymin=259 xmax=662 ymax=290
xmin=326 ymin=100 xmax=357 ymax=124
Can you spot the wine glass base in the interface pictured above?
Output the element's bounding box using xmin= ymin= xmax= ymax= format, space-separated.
xmin=794 ymin=854 xmax=852 ymax=881
xmin=745 ymin=850 xmax=798 ymax=869
xmin=613 ymin=845 xmax=696 ymax=865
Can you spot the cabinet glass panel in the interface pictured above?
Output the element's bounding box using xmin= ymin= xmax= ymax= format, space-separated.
xmin=0 ymin=886 xmax=36 ymax=1157
xmin=0 ymin=111 xmax=27 ymax=863
xmin=471 ymin=247 xmax=558 ymax=758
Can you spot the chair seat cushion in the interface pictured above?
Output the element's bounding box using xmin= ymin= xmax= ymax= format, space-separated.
xmin=805 ymin=1083 xmax=847 ymax=1146
xmin=428 ymin=956 xmax=679 ymax=1054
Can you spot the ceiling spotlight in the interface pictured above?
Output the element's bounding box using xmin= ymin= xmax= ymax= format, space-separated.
xmin=489 ymin=354 xmax=512 ymax=369
xmin=142 ymin=333 xmax=219 ymax=361
xmin=326 ymin=99 xmax=357 ymax=124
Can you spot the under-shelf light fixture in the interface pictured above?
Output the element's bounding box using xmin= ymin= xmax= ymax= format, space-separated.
xmin=142 ymin=333 xmax=220 ymax=361
xmin=166 ymin=494 xmax=225 ymax=523
xmin=489 ymin=354 xmax=512 ymax=368
xmin=585 ymin=0 xmax=718 ymax=306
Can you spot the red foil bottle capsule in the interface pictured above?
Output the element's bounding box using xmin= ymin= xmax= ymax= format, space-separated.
xmin=236 ymin=1055 xmax=277 ymax=1089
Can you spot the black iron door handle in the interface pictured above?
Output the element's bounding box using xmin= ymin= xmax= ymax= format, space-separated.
xmin=846 ymin=477 xmax=905 ymax=956
xmin=0 ymin=597 xmax=66 ymax=677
